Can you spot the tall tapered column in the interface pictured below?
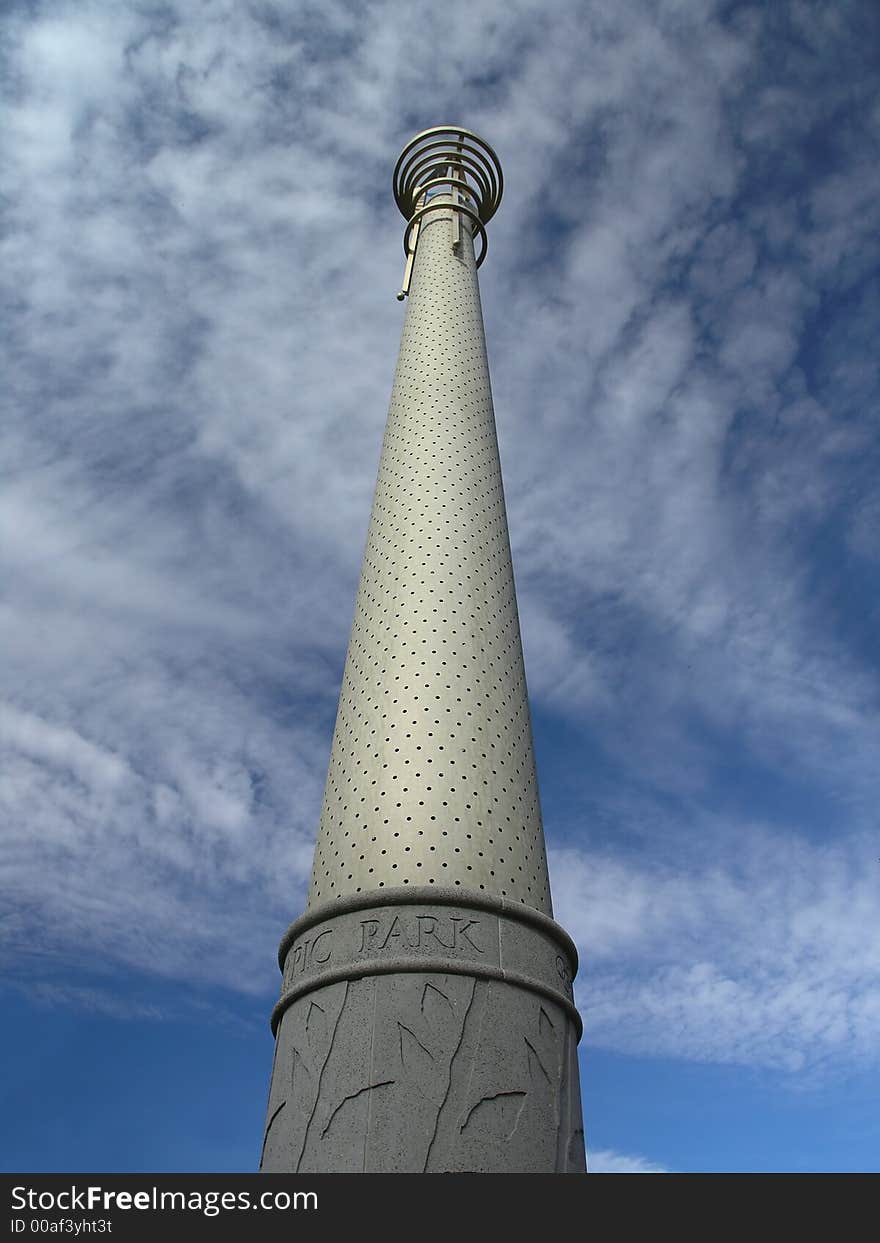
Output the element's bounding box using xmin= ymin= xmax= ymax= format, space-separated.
xmin=260 ymin=127 xmax=586 ymax=1173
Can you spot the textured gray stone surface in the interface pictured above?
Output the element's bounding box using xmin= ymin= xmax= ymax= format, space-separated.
xmin=273 ymin=891 xmax=579 ymax=1024
xmin=261 ymin=893 xmax=585 ymax=1172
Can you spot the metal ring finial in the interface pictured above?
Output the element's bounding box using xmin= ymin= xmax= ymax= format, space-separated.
xmin=393 ymin=126 xmax=503 ymax=298
xmin=394 ymin=125 xmax=504 ymax=223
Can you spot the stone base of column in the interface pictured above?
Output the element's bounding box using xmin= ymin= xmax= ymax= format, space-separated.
xmin=260 ymin=888 xmax=586 ymax=1173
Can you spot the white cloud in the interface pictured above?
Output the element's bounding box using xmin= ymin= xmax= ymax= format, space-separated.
xmin=0 ymin=703 xmax=128 ymax=793
xmin=588 ymin=1149 xmax=669 ymax=1174
xmin=0 ymin=0 xmax=877 ymax=1093
xmin=552 ymin=824 xmax=880 ymax=1073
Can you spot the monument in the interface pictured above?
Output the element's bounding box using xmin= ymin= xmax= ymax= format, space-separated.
xmin=260 ymin=126 xmax=587 ymax=1173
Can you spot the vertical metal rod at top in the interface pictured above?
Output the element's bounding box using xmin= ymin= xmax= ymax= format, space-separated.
xmin=451 ymin=141 xmax=462 ymax=252
xmin=397 ymin=187 xmax=426 ymax=301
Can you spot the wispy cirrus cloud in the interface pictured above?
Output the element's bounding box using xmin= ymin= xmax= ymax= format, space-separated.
xmin=553 ymin=822 xmax=880 ymax=1074
xmin=1 ymin=0 xmax=878 ymax=1099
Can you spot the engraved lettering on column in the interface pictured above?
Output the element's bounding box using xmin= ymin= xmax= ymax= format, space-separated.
xmin=415 ymin=914 xmax=454 ymax=949
xmin=311 ymin=929 xmax=332 ymax=964
xmin=555 ymin=954 xmax=573 ymax=997
xmin=450 ymin=917 xmax=483 ymax=952
xmin=379 ymin=913 xmax=412 ymax=950
xmin=284 ymin=930 xmax=335 ymax=988
xmin=358 ymin=919 xmax=381 ymax=952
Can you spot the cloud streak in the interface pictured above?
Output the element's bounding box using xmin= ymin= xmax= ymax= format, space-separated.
xmin=1 ymin=0 xmax=878 ymax=1091
xmin=553 ymin=822 xmax=880 ymax=1073
xmin=588 ymin=1148 xmax=669 ymax=1174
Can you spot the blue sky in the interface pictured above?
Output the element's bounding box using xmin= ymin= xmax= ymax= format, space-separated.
xmin=1 ymin=0 xmax=879 ymax=1174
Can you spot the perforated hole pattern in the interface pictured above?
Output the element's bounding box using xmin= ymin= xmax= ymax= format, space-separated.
xmin=308 ymin=202 xmax=552 ymax=915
